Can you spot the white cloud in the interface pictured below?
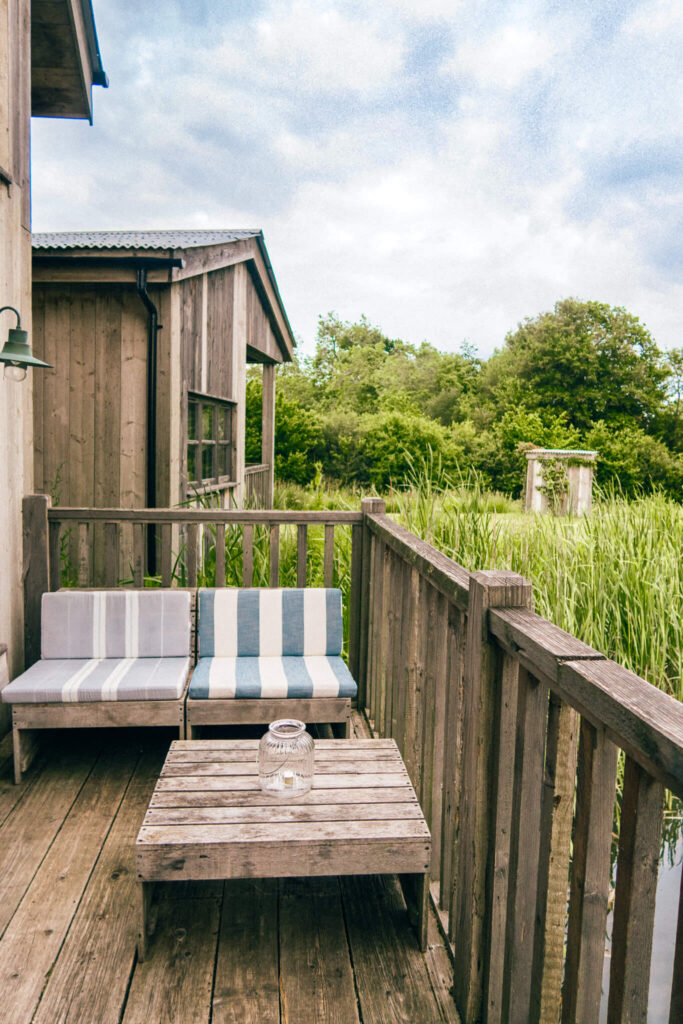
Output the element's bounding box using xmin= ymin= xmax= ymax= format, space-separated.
xmin=215 ymin=1 xmax=405 ymax=95
xmin=447 ymin=24 xmax=559 ymax=89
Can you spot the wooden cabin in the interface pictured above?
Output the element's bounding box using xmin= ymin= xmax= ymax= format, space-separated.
xmin=0 ymin=0 xmax=107 ymax=683
xmin=31 ymin=231 xmax=295 ymax=523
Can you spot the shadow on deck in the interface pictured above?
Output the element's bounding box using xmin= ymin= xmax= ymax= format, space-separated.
xmin=0 ymin=713 xmax=459 ymax=1024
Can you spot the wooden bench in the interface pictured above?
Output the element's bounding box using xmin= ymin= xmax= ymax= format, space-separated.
xmin=185 ymin=588 xmax=356 ymax=738
xmin=135 ymin=737 xmax=432 ymax=958
xmin=2 ymin=590 xmax=193 ymax=783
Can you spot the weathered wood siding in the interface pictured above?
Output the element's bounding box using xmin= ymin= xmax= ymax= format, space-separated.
xmin=32 ymin=283 xmax=149 ymax=510
xmin=246 ymin=267 xmax=282 ymax=364
xmin=0 ymin=0 xmax=32 ymax=684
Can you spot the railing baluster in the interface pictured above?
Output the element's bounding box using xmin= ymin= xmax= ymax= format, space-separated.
xmin=401 ymin=567 xmax=422 ymax=792
xmin=160 ymin=523 xmax=173 ymax=587
xmin=77 ymin=522 xmax=90 ymax=587
xmin=378 ymin=542 xmax=391 ymax=739
xmin=215 ymin=524 xmax=226 ymax=588
xmin=269 ymin=525 xmax=279 ymax=587
xmin=486 ymin=650 xmax=521 ymax=1024
xmin=242 ymin=524 xmax=253 ymax=588
xmin=534 ymin=695 xmax=579 ymax=1024
xmin=132 ymin=523 xmax=144 ymax=587
xmin=420 ymin=585 xmax=448 ymax=885
xmin=186 ymin=523 xmax=198 ymax=588
xmin=607 ymin=756 xmax=664 ymax=1022
xmin=296 ymin=524 xmax=307 ymax=587
xmin=504 ymin=669 xmax=549 ymax=1023
xmin=362 ymin=536 xmax=378 ymax=729
xmin=441 ymin=600 xmax=466 ymax=914
xmin=323 ymin=524 xmax=334 ymax=588
xmin=562 ymin=719 xmax=618 ymax=1024
xmin=105 ymin=522 xmax=118 ymax=587
xmin=49 ymin=520 xmax=62 ymax=591
xmin=348 ymin=523 xmax=363 ymax=689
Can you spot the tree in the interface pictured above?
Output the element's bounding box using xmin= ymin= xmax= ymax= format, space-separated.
xmin=481 ymin=299 xmax=669 ymax=431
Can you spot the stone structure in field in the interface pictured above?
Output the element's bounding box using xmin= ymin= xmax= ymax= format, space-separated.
xmin=524 ymin=448 xmax=598 ymax=515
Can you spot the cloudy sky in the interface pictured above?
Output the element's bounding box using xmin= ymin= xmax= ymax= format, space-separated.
xmin=31 ymin=0 xmax=683 ymax=358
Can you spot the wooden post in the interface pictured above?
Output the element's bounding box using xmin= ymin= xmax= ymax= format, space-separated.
xmin=262 ymin=363 xmax=275 ymax=507
xmin=451 ymin=569 xmax=532 ymax=1024
xmin=354 ymin=498 xmax=385 ymax=704
xmin=23 ymin=495 xmax=50 ymax=668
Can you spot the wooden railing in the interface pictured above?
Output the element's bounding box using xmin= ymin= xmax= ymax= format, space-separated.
xmin=360 ymin=501 xmax=683 ymax=1024
xmin=21 ymin=494 xmax=683 ymax=1022
xmin=244 ymin=463 xmax=271 ymax=507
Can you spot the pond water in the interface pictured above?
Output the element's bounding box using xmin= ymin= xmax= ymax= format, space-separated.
xmin=600 ymin=825 xmax=682 ymax=1022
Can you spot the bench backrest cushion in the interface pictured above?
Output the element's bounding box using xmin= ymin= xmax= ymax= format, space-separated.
xmin=41 ymin=590 xmax=192 ymax=659
xmin=199 ymin=588 xmax=343 ymax=658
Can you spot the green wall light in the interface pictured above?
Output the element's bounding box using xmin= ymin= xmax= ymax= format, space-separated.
xmin=0 ymin=306 xmax=52 ymax=382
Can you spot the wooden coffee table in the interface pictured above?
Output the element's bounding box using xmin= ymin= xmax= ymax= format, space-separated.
xmin=135 ymin=737 xmax=431 ymax=959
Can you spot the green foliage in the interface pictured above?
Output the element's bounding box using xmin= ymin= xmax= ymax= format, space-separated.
xmin=585 ymin=421 xmax=683 ymax=498
xmin=536 ymin=459 xmax=570 ymax=515
xmin=483 ymin=298 xmax=668 ymax=431
xmin=255 ymin=301 xmax=682 ymax=502
xmin=246 ymin=376 xmax=324 ymax=486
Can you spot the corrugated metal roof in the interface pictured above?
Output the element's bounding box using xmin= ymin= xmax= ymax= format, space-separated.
xmin=32 ymin=230 xmax=261 ymax=250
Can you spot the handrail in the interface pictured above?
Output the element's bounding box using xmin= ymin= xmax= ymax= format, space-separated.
xmin=489 ymin=605 xmax=683 ymax=796
xmin=47 ymin=507 xmax=363 ymax=524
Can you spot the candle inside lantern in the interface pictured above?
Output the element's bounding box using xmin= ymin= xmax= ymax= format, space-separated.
xmin=282 ymin=770 xmax=295 ymax=788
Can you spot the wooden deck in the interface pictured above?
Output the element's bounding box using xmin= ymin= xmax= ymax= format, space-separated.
xmin=0 ymin=713 xmax=458 ymax=1024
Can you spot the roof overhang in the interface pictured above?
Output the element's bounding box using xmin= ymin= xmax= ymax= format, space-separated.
xmin=32 ymin=235 xmax=296 ymax=362
xmin=31 ymin=0 xmax=108 ymax=122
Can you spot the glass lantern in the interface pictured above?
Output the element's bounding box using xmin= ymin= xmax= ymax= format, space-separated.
xmin=258 ymin=719 xmax=314 ymax=797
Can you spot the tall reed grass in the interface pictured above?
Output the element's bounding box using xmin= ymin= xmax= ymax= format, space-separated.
xmin=394 ymin=484 xmax=683 ymax=701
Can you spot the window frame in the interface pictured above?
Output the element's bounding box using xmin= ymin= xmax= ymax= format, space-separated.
xmin=186 ymin=391 xmax=236 ymax=491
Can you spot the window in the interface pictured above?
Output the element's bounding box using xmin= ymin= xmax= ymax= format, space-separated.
xmin=187 ymin=393 xmax=234 ymax=488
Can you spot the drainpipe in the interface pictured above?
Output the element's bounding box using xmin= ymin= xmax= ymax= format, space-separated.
xmin=136 ymin=268 xmax=159 ymax=574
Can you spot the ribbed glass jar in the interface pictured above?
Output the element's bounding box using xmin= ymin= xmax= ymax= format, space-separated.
xmin=258 ymin=719 xmax=314 ymax=797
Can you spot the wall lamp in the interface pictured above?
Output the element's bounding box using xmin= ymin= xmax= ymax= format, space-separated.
xmin=0 ymin=306 xmax=52 ymax=382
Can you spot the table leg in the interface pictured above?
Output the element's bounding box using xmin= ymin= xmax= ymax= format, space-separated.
xmin=400 ymin=872 xmax=430 ymax=952
xmin=137 ymin=881 xmax=154 ymax=962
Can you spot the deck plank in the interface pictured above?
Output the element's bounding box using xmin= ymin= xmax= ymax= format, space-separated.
xmin=122 ymin=898 xmax=219 ymax=1024
xmin=342 ymin=873 xmax=452 ymax=1024
xmin=0 ymin=749 xmax=135 ymax=1024
xmin=212 ymin=879 xmax=280 ymax=1024
xmin=32 ymin=745 xmax=166 ymax=1024
xmin=0 ymin=745 xmax=96 ymax=936
xmin=279 ymin=877 xmax=361 ymax=1024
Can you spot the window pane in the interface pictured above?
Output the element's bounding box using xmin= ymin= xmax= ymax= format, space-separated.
xmin=187 ymin=445 xmax=196 ymax=482
xmin=202 ymin=406 xmax=213 ymax=440
xmin=217 ymin=407 xmax=229 ymax=441
xmin=188 ymin=402 xmax=198 ymax=440
xmin=218 ymin=444 xmax=229 ymax=477
xmin=202 ymin=445 xmax=214 ymax=480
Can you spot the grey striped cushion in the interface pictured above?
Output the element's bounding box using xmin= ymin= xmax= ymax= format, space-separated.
xmin=188 ymin=656 xmax=357 ymax=699
xmin=41 ymin=591 xmax=191 ymax=659
xmin=1 ymin=657 xmax=191 ymax=703
xmin=198 ymin=588 xmax=343 ymax=657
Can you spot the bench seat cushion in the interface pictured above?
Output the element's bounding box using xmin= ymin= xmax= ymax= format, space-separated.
xmin=1 ymin=657 xmax=191 ymax=703
xmin=188 ymin=656 xmax=357 ymax=700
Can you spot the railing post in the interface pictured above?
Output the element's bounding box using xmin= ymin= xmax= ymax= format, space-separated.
xmin=451 ymin=569 xmax=532 ymax=1024
xmin=352 ymin=498 xmax=385 ymax=708
xmin=23 ymin=494 xmax=51 ymax=669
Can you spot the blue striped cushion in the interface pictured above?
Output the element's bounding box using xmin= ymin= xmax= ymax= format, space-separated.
xmin=198 ymin=589 xmax=344 ymax=658
xmin=1 ymin=657 xmax=191 ymax=703
xmin=188 ymin=656 xmax=357 ymax=700
xmin=41 ymin=591 xmax=191 ymax=659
